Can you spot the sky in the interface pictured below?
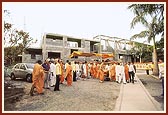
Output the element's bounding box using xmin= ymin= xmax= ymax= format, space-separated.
xmin=3 ymin=2 xmax=161 ymax=47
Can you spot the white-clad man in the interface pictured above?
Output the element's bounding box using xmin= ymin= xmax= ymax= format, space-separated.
xmin=115 ymin=62 xmax=121 ymax=83
xmin=75 ymin=61 xmax=80 ymax=80
xmin=118 ymin=63 xmax=126 ymax=84
xmin=50 ymin=58 xmax=56 ymax=87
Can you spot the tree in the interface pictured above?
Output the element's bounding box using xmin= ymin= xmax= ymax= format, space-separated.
xmin=4 ymin=10 xmax=37 ymax=64
xmin=156 ymin=38 xmax=164 ymax=61
xmin=130 ymin=41 xmax=152 ymax=63
xmin=128 ymin=4 xmax=164 ymax=76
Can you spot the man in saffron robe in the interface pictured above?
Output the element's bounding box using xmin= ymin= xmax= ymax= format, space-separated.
xmin=124 ymin=63 xmax=129 ymax=83
xmin=65 ymin=62 xmax=72 ymax=86
xmin=93 ymin=62 xmax=97 ymax=78
xmin=90 ymin=63 xmax=94 ymax=78
xmin=99 ymin=62 xmax=105 ymax=83
xmin=109 ymin=62 xmax=116 ymax=81
xmin=59 ymin=60 xmax=64 ymax=84
xmin=30 ymin=60 xmax=44 ymax=96
xmin=96 ymin=62 xmax=100 ymax=79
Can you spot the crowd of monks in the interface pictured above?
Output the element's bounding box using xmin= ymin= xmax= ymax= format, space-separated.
xmin=29 ymin=58 xmax=136 ymax=96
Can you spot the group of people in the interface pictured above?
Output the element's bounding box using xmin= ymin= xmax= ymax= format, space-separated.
xmin=29 ymin=58 xmax=137 ymax=96
xmin=88 ymin=61 xmax=136 ymax=84
xmin=29 ymin=58 xmax=73 ymax=96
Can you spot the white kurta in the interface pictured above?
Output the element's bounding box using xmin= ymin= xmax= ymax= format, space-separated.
xmin=76 ymin=64 xmax=80 ymax=78
xmin=118 ymin=65 xmax=126 ymax=84
xmin=50 ymin=63 xmax=56 ymax=86
xmin=83 ymin=64 xmax=87 ymax=76
xmin=115 ymin=65 xmax=121 ymax=82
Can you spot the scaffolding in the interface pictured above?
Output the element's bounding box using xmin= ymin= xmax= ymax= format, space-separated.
xmin=93 ymin=35 xmax=134 ymax=62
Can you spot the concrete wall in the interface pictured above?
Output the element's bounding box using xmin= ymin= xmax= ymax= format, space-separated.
xmin=22 ymin=53 xmax=42 ymax=63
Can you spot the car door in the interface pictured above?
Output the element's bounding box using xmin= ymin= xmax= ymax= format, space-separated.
xmin=19 ymin=64 xmax=27 ymax=79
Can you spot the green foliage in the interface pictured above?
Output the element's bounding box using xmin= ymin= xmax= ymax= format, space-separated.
xmin=128 ymin=4 xmax=164 ymax=75
xmin=128 ymin=4 xmax=164 ymax=40
xmin=4 ymin=10 xmax=37 ymax=64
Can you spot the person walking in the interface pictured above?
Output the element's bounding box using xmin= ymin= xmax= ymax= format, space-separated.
xmin=124 ymin=63 xmax=129 ymax=83
xmin=151 ymin=62 xmax=154 ymax=73
xmin=59 ymin=59 xmax=65 ymax=84
xmin=30 ymin=60 xmax=44 ymax=96
xmin=115 ymin=62 xmax=121 ymax=83
xmin=128 ymin=62 xmax=135 ymax=83
xmin=145 ymin=63 xmax=150 ymax=75
xmin=49 ymin=58 xmax=56 ymax=87
xmin=81 ymin=61 xmax=88 ymax=80
xmin=158 ymin=59 xmax=164 ymax=96
xmin=99 ymin=62 xmax=105 ymax=83
xmin=75 ymin=61 xmax=80 ymax=80
xmin=42 ymin=59 xmax=50 ymax=89
xmin=118 ymin=63 xmax=126 ymax=84
xmin=72 ymin=61 xmax=77 ymax=81
xmin=65 ymin=61 xmax=72 ymax=86
xmin=109 ymin=62 xmax=116 ymax=82
xmin=54 ymin=59 xmax=61 ymax=91
xmin=93 ymin=62 xmax=97 ymax=79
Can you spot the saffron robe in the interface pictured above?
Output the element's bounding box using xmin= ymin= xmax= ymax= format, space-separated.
xmin=65 ymin=64 xmax=72 ymax=86
xmin=32 ymin=63 xmax=44 ymax=94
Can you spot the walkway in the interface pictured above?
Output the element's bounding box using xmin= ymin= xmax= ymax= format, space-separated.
xmin=114 ymin=75 xmax=163 ymax=112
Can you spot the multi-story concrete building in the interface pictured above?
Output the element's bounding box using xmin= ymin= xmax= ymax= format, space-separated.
xmin=42 ymin=33 xmax=100 ymax=62
xmin=22 ymin=33 xmax=100 ymax=63
xmin=22 ymin=33 xmax=142 ymax=63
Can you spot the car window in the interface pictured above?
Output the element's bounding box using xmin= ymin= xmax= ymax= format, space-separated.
xmin=20 ymin=64 xmax=26 ymax=70
xmin=26 ymin=63 xmax=34 ymax=69
xmin=14 ymin=64 xmax=20 ymax=69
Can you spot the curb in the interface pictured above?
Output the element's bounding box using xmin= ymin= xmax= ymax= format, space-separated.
xmin=136 ymin=75 xmax=163 ymax=111
xmin=113 ymin=83 xmax=124 ymax=111
xmin=114 ymin=75 xmax=163 ymax=111
xmin=150 ymin=75 xmax=160 ymax=80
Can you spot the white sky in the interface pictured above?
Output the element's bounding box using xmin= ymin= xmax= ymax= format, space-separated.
xmin=3 ymin=2 xmax=162 ymax=47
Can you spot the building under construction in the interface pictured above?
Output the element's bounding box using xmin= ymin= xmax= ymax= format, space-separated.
xmin=22 ymin=33 xmax=137 ymax=63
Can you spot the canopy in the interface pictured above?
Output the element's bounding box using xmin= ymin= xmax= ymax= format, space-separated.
xmin=69 ymin=51 xmax=95 ymax=58
xmin=95 ymin=53 xmax=114 ymax=59
xmin=69 ymin=51 xmax=114 ymax=59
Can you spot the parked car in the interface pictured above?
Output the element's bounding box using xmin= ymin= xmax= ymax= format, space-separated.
xmin=10 ymin=63 xmax=34 ymax=82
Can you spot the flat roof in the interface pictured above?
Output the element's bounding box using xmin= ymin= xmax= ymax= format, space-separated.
xmin=44 ymin=33 xmax=100 ymax=42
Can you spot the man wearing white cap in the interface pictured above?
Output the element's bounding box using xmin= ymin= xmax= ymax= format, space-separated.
xmin=42 ymin=58 xmax=50 ymax=89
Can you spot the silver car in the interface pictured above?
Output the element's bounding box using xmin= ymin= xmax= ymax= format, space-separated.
xmin=10 ymin=63 xmax=34 ymax=82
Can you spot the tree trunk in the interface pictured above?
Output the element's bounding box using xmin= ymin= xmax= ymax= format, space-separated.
xmin=152 ymin=48 xmax=159 ymax=76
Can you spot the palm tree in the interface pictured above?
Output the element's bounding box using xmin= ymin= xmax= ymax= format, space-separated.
xmin=128 ymin=4 xmax=164 ymax=76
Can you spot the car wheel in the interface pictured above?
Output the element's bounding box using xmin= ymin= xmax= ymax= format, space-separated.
xmin=10 ymin=74 xmax=16 ymax=80
xmin=26 ymin=74 xmax=32 ymax=82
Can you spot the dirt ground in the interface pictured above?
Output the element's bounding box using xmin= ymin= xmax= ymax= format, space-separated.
xmin=4 ymin=70 xmax=164 ymax=112
xmin=4 ymin=79 xmax=24 ymax=111
xmin=4 ymin=77 xmax=121 ymax=112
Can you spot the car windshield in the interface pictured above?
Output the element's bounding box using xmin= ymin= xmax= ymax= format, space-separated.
xmin=26 ymin=63 xmax=34 ymax=69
